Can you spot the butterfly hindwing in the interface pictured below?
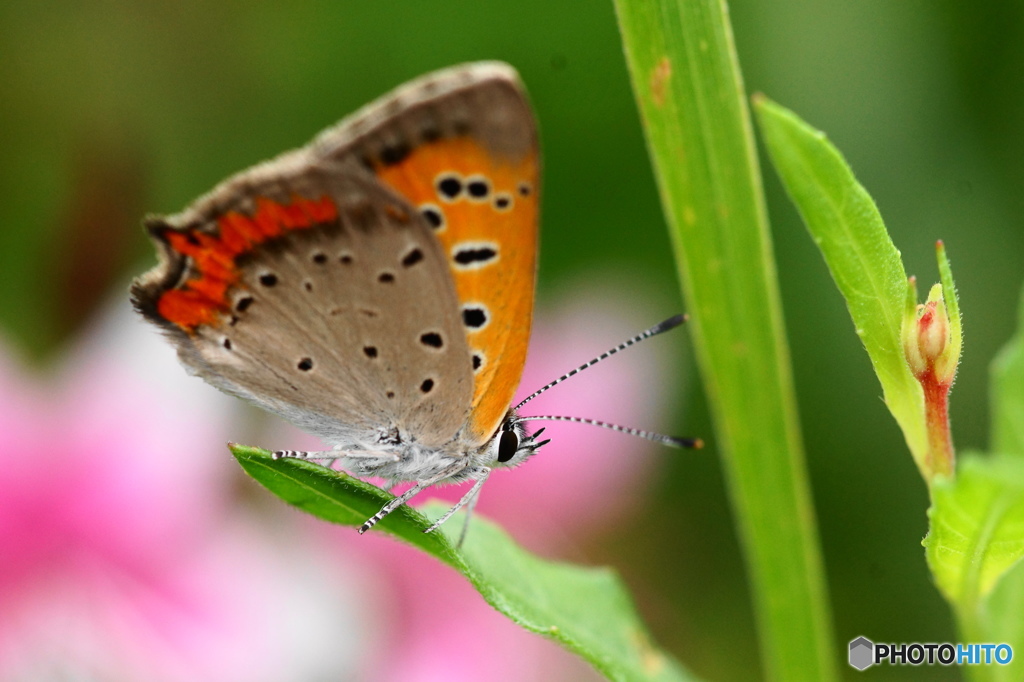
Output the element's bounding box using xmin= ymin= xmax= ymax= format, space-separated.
xmin=132 ymin=166 xmax=474 ymax=448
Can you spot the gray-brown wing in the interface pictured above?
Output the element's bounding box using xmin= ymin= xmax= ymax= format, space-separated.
xmin=132 ymin=166 xmax=473 ymax=448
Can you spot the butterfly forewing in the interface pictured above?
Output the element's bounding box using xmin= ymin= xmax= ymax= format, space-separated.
xmin=317 ymin=63 xmax=540 ymax=445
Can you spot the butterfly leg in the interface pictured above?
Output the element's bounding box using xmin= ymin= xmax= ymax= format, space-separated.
xmin=272 ymin=449 xmax=400 ymax=463
xmin=423 ymin=467 xmax=491 ymax=546
xmin=359 ymin=460 xmax=467 ymax=535
xmin=456 ymin=470 xmax=488 ymax=548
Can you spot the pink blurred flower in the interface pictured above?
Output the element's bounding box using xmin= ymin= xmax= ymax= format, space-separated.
xmin=0 ymin=298 xmax=375 ymax=681
xmin=263 ymin=282 xmax=682 ymax=681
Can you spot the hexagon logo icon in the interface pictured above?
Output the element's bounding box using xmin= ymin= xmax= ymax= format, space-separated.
xmin=849 ymin=637 xmax=874 ymax=670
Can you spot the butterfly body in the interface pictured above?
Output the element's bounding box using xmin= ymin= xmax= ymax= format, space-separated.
xmin=324 ymin=411 xmax=534 ymax=484
xmin=133 ymin=63 xmax=544 ymax=531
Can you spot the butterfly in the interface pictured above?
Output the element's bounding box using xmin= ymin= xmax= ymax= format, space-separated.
xmin=132 ymin=62 xmax=700 ymax=544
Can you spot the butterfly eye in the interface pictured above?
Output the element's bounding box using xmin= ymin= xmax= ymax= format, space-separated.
xmin=497 ymin=430 xmax=519 ymax=463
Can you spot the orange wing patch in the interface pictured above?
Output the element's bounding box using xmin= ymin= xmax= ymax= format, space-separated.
xmin=375 ymin=137 xmax=539 ymax=443
xmin=156 ymin=196 xmax=338 ymax=332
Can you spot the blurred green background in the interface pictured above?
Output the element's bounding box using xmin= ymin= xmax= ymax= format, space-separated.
xmin=2 ymin=1 xmax=1021 ymax=679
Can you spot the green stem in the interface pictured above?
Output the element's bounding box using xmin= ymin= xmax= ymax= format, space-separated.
xmin=613 ymin=1 xmax=837 ymax=680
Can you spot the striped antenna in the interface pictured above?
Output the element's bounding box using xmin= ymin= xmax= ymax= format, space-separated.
xmin=514 ymin=314 xmax=688 ymax=411
xmin=518 ymin=415 xmax=703 ymax=449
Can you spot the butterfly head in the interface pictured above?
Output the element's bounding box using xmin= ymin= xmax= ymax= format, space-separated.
xmin=483 ymin=411 xmax=550 ymax=470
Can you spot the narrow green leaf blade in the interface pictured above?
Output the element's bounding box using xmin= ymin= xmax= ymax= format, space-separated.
xmin=992 ymin=287 xmax=1024 ymax=456
xmin=614 ymin=3 xmax=836 ymax=680
xmin=936 ymin=241 xmax=963 ymax=376
xmin=231 ymin=445 xmax=699 ymax=682
xmin=753 ymin=96 xmax=928 ymax=473
xmin=925 ymin=454 xmax=1024 ymax=605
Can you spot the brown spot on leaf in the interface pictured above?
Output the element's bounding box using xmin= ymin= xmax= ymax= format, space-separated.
xmin=650 ymin=57 xmax=672 ymax=108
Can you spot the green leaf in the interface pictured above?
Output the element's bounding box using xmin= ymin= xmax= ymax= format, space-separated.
xmin=963 ymin=289 xmax=1024 ymax=682
xmin=925 ymin=454 xmax=1024 ymax=607
xmin=992 ymin=286 xmax=1024 ymax=456
xmin=925 ymin=455 xmax=1024 ymax=682
xmin=231 ymin=445 xmax=699 ymax=682
xmin=981 ymin=560 xmax=1024 ymax=682
xmin=936 ymin=241 xmax=963 ymax=380
xmin=614 ymin=4 xmax=836 ymax=680
xmin=753 ymin=96 xmax=929 ymax=477
xmin=231 ymin=443 xmax=455 ymax=560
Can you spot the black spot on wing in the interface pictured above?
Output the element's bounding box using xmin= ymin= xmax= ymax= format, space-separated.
xmin=420 ymin=332 xmax=443 ymax=348
xmin=462 ymin=307 xmax=487 ymax=329
xmin=453 ymin=246 xmax=497 ymax=267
